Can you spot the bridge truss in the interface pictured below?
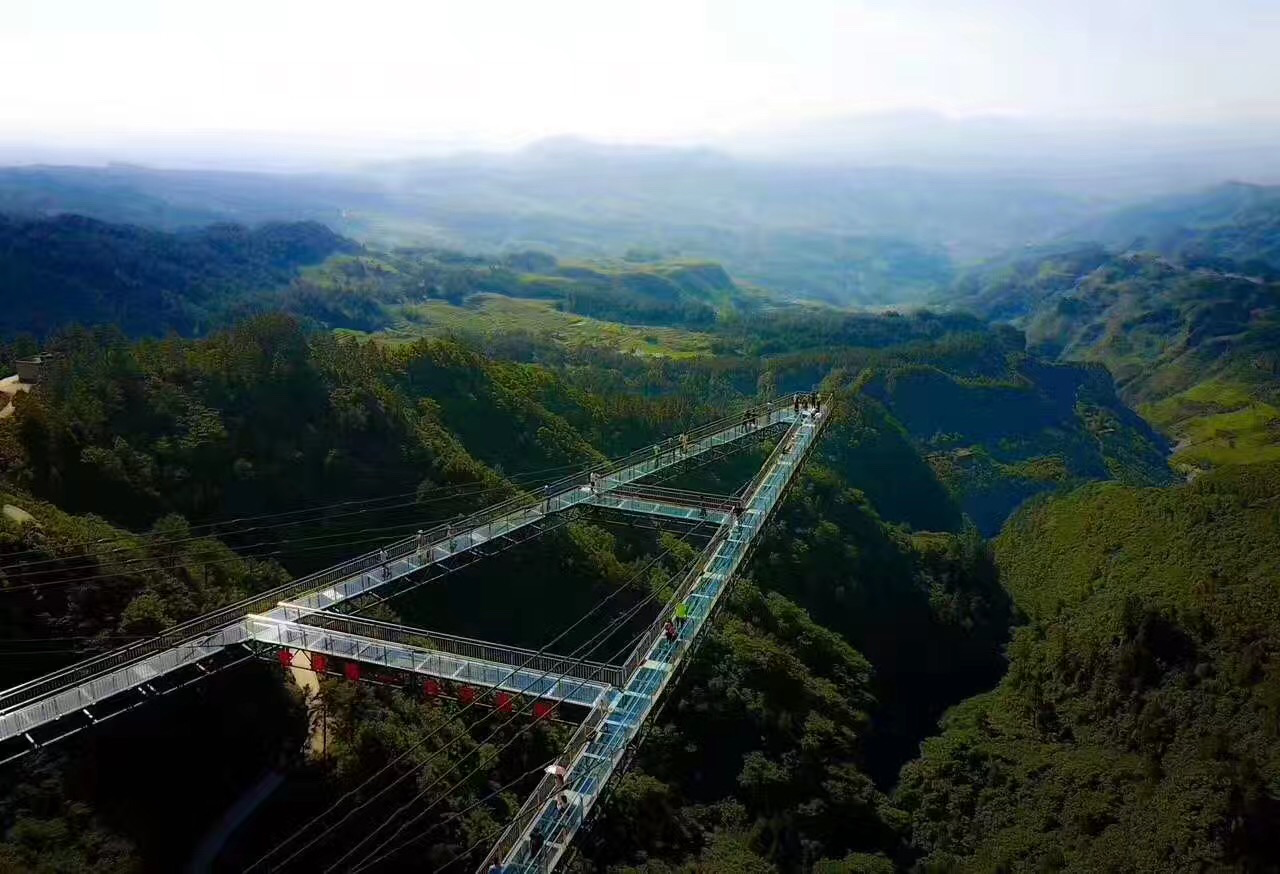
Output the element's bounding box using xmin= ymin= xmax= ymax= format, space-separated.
xmin=0 ymin=392 xmax=829 ymax=871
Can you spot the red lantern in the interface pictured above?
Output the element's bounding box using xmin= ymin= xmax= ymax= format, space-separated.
xmin=424 ymin=678 xmax=441 ymax=698
xmin=496 ymin=691 xmax=514 ymax=714
xmin=458 ymin=685 xmax=476 ymax=705
xmin=345 ymin=662 xmax=361 ymax=682
xmin=310 ymin=653 xmax=328 ymax=674
xmin=533 ymin=700 xmax=556 ymax=721
xmin=277 ymin=649 xmax=294 ymax=667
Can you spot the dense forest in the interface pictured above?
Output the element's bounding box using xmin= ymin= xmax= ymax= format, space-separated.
xmin=0 ymin=193 xmax=1277 ymax=873
xmin=900 ymin=463 xmax=1280 ymax=871
xmin=0 ymin=215 xmax=354 ymax=337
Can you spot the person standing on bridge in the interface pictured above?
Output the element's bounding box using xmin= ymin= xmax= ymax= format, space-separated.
xmin=675 ymin=601 xmax=691 ymax=628
xmin=680 ymin=432 xmax=689 ymax=455
xmin=793 ymin=395 xmax=800 ymax=414
xmin=378 ymin=547 xmax=390 ymax=579
xmin=545 ymin=762 xmax=568 ymax=789
xmin=543 ymin=483 xmax=552 ymax=514
xmin=664 ymin=619 xmax=678 ymax=643
xmin=814 ymin=392 xmax=821 ymax=413
xmin=415 ymin=529 xmax=427 ymax=557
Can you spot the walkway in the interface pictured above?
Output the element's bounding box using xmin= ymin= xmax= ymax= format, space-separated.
xmin=480 ymin=406 xmax=827 ymax=872
xmin=0 ymin=397 xmax=801 ymax=746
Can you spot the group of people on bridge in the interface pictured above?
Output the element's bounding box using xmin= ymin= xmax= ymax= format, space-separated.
xmin=794 ymin=391 xmax=821 ymax=415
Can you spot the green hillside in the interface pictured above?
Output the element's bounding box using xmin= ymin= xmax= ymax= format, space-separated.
xmin=1067 ymin=181 xmax=1280 ymax=276
xmin=0 ymin=214 xmax=354 ymax=337
xmin=898 ymin=463 xmax=1280 ymax=872
xmin=0 ymin=218 xmax=1223 ymax=873
xmin=0 ymin=214 xmax=779 ymax=348
xmin=952 ymin=245 xmax=1280 ymax=474
xmin=0 ymin=312 xmax=1016 ymax=872
xmin=856 ymin=356 xmax=1172 ymax=533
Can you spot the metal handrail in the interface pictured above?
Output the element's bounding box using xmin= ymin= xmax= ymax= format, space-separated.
xmin=0 ymin=394 xmax=803 ymax=718
xmin=478 ymin=690 xmax=611 ymax=869
xmin=274 ymin=609 xmax=626 ymax=689
xmin=604 ymin=484 xmax=738 ymax=513
xmin=477 ymin=396 xmax=830 ymax=872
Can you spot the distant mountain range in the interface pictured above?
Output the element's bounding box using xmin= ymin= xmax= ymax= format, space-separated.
xmin=1061 ymin=180 xmax=1280 ymax=275
xmin=0 ymin=147 xmax=1094 ymax=306
xmin=947 ymin=183 xmax=1280 ymax=473
xmin=0 ymin=135 xmax=1278 ymax=315
xmin=722 ymin=110 xmax=1280 ymax=196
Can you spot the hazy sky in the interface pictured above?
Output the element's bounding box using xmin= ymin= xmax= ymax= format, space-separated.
xmin=4 ymin=0 xmax=1278 ymax=147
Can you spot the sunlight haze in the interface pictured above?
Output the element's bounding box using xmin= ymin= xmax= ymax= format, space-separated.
xmin=6 ymin=0 xmax=1279 ymax=149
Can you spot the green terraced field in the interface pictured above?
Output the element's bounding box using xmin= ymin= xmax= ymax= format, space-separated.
xmin=341 ymin=293 xmax=715 ymax=359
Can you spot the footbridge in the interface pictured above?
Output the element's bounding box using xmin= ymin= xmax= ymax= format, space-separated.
xmin=476 ymin=399 xmax=828 ymax=872
xmin=0 ymin=391 xmax=830 ymax=871
xmin=0 ymin=396 xmax=811 ymax=745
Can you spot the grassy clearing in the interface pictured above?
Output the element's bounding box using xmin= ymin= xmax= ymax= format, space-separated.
xmin=341 ymin=293 xmax=714 ymax=358
xmin=1141 ymin=378 xmax=1257 ymax=426
xmin=1140 ymin=378 xmax=1280 ymax=468
xmin=1170 ymin=401 xmax=1280 ymax=467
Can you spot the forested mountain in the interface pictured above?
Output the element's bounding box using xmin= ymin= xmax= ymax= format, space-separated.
xmin=0 ymin=284 xmax=1169 ymax=871
xmin=0 ymin=213 xmax=768 ymax=342
xmin=950 ymin=245 xmax=1280 ymax=473
xmin=0 ymin=187 xmax=1270 ymax=874
xmin=900 ymin=463 xmax=1280 ymax=871
xmin=1064 ymin=182 xmax=1280 ymax=276
xmin=0 ymin=214 xmax=1172 ymax=537
xmin=0 ymin=214 xmax=353 ymax=337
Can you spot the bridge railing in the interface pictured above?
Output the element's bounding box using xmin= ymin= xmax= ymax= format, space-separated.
xmin=479 ymin=687 xmax=612 ymax=870
xmin=616 ymin=409 xmax=812 ymax=685
xmin=603 ymin=483 xmax=738 ymax=513
xmin=477 ymin=399 xmax=828 ymax=872
xmin=0 ymin=534 xmax=423 ymax=718
xmin=0 ymin=394 xmax=802 ymax=719
xmin=269 ymin=608 xmax=627 ymax=689
xmin=0 ymin=620 xmax=252 ymax=739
